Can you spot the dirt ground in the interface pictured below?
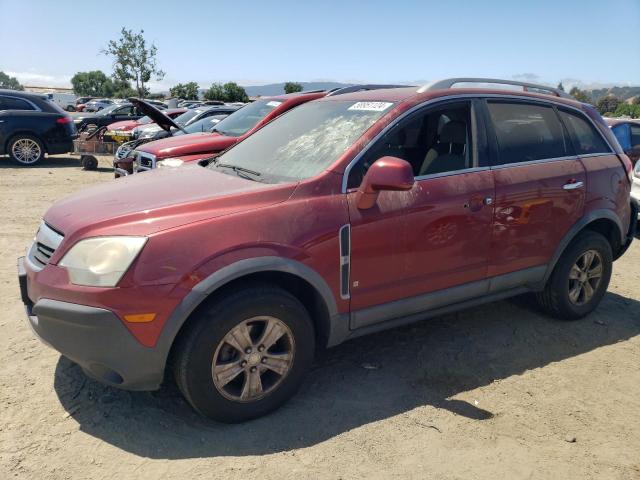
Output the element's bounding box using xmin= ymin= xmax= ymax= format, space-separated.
xmin=0 ymin=154 xmax=639 ymax=480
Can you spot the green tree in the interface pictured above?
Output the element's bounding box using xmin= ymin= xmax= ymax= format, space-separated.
xmin=170 ymin=82 xmax=200 ymax=100
xmin=203 ymin=82 xmax=248 ymax=102
xmin=557 ymin=81 xmax=565 ymax=92
xmin=284 ymin=82 xmax=303 ymax=94
xmin=203 ymin=83 xmax=226 ymax=101
xmin=70 ymin=70 xmax=114 ymax=96
xmin=596 ymin=95 xmax=621 ymax=115
xmin=111 ymin=79 xmax=137 ymax=98
xmin=613 ymin=103 xmax=640 ymax=119
xmin=569 ymin=86 xmax=591 ymax=103
xmin=0 ymin=71 xmax=24 ymax=90
xmin=102 ymin=28 xmax=165 ymax=97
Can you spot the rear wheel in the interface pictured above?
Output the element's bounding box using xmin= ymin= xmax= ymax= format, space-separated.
xmin=174 ymin=285 xmax=315 ymax=423
xmin=8 ymin=135 xmax=45 ymax=166
xmin=535 ymin=231 xmax=612 ymax=320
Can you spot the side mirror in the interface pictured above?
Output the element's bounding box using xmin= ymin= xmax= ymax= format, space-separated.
xmin=356 ymin=156 xmax=415 ymax=209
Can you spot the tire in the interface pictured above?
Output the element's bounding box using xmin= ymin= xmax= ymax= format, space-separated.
xmin=535 ymin=231 xmax=612 ymax=320
xmin=8 ymin=135 xmax=45 ymax=166
xmin=66 ymin=105 xmax=76 ymax=112
xmin=81 ymin=155 xmax=98 ymax=170
xmin=174 ymin=285 xmax=315 ymax=423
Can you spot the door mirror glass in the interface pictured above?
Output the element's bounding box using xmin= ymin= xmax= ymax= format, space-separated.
xmin=356 ymin=156 xmax=414 ymax=209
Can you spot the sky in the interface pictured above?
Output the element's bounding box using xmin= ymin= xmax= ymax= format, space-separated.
xmin=1 ymin=0 xmax=639 ymax=91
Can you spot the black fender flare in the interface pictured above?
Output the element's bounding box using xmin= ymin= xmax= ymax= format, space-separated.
xmin=155 ymin=256 xmax=339 ymax=366
xmin=542 ymin=209 xmax=625 ymax=285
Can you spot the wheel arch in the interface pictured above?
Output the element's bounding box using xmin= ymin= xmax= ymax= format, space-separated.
xmin=543 ymin=209 xmax=625 ymax=285
xmin=159 ymin=257 xmax=339 ymax=371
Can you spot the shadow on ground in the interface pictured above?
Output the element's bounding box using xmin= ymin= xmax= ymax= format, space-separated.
xmin=0 ymin=155 xmax=111 ymax=172
xmin=54 ymin=292 xmax=640 ymax=458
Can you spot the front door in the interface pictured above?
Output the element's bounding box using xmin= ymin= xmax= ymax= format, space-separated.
xmin=484 ymin=100 xmax=586 ymax=278
xmin=346 ymin=100 xmax=494 ymax=327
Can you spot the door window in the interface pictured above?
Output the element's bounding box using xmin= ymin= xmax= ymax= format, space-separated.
xmin=487 ymin=101 xmax=567 ymax=164
xmin=115 ymin=105 xmax=134 ymax=116
xmin=558 ymin=109 xmax=611 ymax=155
xmin=629 ymin=124 xmax=640 ymax=148
xmin=0 ymin=96 xmax=35 ymax=111
xmin=348 ymin=102 xmax=473 ymax=188
xmin=611 ymin=124 xmax=631 ymax=151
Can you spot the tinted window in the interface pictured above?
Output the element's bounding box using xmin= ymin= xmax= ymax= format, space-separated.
xmin=348 ymin=102 xmax=473 ymax=188
xmin=558 ymin=109 xmax=610 ymax=155
xmin=115 ymin=105 xmax=134 ymax=115
xmin=611 ymin=124 xmax=631 ymax=150
xmin=0 ymin=96 xmax=35 ymax=111
xmin=487 ymin=102 xmax=567 ymax=164
xmin=629 ymin=124 xmax=640 ymax=148
xmin=212 ymin=99 xmax=282 ymax=137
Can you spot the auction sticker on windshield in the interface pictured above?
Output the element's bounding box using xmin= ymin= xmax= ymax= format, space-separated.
xmin=348 ymin=101 xmax=393 ymax=112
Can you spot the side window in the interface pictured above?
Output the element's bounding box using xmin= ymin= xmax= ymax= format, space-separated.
xmin=348 ymin=102 xmax=473 ymax=188
xmin=611 ymin=124 xmax=631 ymax=151
xmin=629 ymin=124 xmax=640 ymax=148
xmin=558 ymin=109 xmax=610 ymax=155
xmin=487 ymin=102 xmax=566 ymax=164
xmin=0 ymin=96 xmax=35 ymax=111
xmin=116 ymin=106 xmax=134 ymax=116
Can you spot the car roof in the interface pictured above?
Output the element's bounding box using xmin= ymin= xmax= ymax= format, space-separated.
xmin=316 ymin=85 xmax=586 ymax=110
xmin=0 ymin=88 xmax=46 ymax=101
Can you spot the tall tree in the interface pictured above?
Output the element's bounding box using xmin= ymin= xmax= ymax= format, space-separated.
xmin=71 ymin=70 xmax=113 ymax=96
xmin=284 ymin=82 xmax=303 ymax=94
xmin=596 ymin=95 xmax=621 ymax=115
xmin=569 ymin=86 xmax=591 ymax=103
xmin=0 ymin=71 xmax=24 ymax=90
xmin=102 ymin=28 xmax=165 ymax=97
xmin=203 ymin=82 xmax=249 ymax=102
xmin=556 ymin=81 xmax=565 ymax=92
xmin=170 ymin=82 xmax=200 ymax=100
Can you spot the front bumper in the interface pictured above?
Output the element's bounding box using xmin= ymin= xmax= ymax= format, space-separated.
xmin=18 ymin=257 xmax=165 ymax=390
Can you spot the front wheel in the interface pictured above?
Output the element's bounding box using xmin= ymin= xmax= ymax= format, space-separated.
xmin=535 ymin=231 xmax=612 ymax=320
xmin=174 ymin=285 xmax=315 ymax=423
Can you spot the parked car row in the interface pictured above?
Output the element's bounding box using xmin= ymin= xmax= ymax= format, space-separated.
xmin=17 ymin=78 xmax=637 ymax=424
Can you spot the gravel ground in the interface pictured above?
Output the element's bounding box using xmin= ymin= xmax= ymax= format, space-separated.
xmin=1 ymin=155 xmax=639 ymax=480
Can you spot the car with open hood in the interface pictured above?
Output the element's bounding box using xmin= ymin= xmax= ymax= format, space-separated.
xmin=73 ymin=103 xmax=144 ymax=132
xmin=105 ymin=107 xmax=187 ymax=142
xmin=19 ymin=78 xmax=636 ymax=423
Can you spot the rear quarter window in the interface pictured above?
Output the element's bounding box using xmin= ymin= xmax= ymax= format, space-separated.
xmin=558 ymin=109 xmax=611 ymax=155
xmin=487 ymin=101 xmax=567 ymax=164
xmin=0 ymin=96 xmax=35 ymax=111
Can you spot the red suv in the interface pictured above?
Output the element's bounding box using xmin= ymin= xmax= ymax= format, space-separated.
xmin=18 ymin=78 xmax=637 ymax=423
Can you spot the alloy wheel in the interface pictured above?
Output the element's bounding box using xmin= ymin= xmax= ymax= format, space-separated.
xmin=11 ymin=138 xmax=41 ymax=164
xmin=212 ymin=316 xmax=295 ymax=402
xmin=568 ymin=249 xmax=603 ymax=306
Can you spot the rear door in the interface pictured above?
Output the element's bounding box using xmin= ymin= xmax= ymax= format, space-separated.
xmin=484 ymin=100 xmax=586 ymax=278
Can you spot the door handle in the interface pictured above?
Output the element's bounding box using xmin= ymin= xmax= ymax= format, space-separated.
xmin=563 ymin=181 xmax=584 ymax=190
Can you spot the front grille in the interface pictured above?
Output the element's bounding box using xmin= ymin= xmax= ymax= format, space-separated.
xmin=27 ymin=222 xmax=64 ymax=270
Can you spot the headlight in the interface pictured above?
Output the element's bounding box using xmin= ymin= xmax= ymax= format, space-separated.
xmin=59 ymin=236 xmax=147 ymax=287
xmin=157 ymin=158 xmax=184 ymax=168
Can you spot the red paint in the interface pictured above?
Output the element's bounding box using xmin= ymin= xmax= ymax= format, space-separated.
xmin=106 ymin=108 xmax=187 ymax=132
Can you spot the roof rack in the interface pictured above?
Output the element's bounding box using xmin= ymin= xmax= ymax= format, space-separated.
xmin=326 ymin=84 xmax=411 ymax=96
xmin=416 ymin=78 xmax=573 ymax=99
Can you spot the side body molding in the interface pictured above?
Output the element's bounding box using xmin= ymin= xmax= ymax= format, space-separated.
xmin=155 ymin=256 xmax=340 ymax=365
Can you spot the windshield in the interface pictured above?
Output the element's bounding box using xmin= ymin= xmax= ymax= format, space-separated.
xmin=210 ymin=100 xmax=394 ymax=183
xmin=95 ymin=104 xmax=120 ymax=116
xmin=184 ymin=116 xmax=223 ymax=134
xmin=212 ymin=99 xmax=281 ymax=137
xmin=172 ymin=108 xmax=207 ymax=126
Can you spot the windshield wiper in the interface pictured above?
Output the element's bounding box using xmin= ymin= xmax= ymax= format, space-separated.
xmin=214 ymin=162 xmax=262 ymax=180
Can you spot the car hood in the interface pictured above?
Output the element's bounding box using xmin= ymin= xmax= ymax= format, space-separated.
xmin=44 ymin=164 xmax=297 ymax=244
xmin=128 ymin=98 xmax=181 ymax=133
xmin=136 ymin=132 xmax=237 ymax=159
xmin=107 ymin=120 xmax=138 ymax=131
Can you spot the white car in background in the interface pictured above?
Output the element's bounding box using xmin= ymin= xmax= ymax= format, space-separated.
xmin=44 ymin=92 xmax=76 ymax=112
xmin=84 ymin=98 xmax=114 ymax=112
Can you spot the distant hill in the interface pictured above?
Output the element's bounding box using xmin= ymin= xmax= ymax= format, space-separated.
xmin=586 ymin=86 xmax=640 ymax=102
xmin=242 ymin=82 xmax=352 ymax=97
